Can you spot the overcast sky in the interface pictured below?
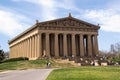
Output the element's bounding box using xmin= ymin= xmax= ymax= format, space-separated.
xmin=0 ymin=0 xmax=120 ymax=52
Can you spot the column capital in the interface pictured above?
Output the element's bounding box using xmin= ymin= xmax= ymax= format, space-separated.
xmin=88 ymin=34 xmax=92 ymax=36
xmin=94 ymin=34 xmax=98 ymax=36
xmin=55 ymin=33 xmax=59 ymax=35
xmin=63 ymin=33 xmax=67 ymax=35
xmin=79 ymin=34 xmax=84 ymax=36
xmin=46 ymin=33 xmax=50 ymax=35
xmin=72 ymin=33 xmax=75 ymax=36
xmin=63 ymin=33 xmax=67 ymax=36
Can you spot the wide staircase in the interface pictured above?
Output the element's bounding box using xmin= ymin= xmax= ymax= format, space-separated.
xmin=68 ymin=56 xmax=100 ymax=66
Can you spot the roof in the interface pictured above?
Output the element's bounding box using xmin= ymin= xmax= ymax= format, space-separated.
xmin=9 ymin=14 xmax=100 ymax=44
xmin=38 ymin=14 xmax=99 ymax=28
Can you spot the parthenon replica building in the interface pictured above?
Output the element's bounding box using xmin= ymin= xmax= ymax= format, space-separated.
xmin=9 ymin=14 xmax=100 ymax=60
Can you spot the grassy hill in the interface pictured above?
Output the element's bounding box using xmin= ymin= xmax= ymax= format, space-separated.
xmin=0 ymin=59 xmax=78 ymax=72
xmin=47 ymin=66 xmax=120 ymax=80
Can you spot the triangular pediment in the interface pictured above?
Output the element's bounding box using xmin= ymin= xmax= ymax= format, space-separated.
xmin=39 ymin=16 xmax=99 ymax=28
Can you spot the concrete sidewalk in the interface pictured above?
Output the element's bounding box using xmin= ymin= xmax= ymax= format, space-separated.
xmin=0 ymin=69 xmax=54 ymax=80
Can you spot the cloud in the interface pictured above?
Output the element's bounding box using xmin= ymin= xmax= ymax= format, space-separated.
xmin=0 ymin=9 xmax=30 ymax=38
xmin=0 ymin=0 xmax=78 ymax=38
xmin=82 ymin=9 xmax=120 ymax=32
xmin=12 ymin=0 xmax=120 ymax=32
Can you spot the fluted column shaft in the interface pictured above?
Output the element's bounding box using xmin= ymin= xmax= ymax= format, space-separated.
xmin=34 ymin=35 xmax=37 ymax=58
xmin=63 ymin=34 xmax=68 ymax=56
xmin=27 ymin=38 xmax=30 ymax=58
xmin=46 ymin=33 xmax=50 ymax=57
xmin=24 ymin=40 xmax=26 ymax=57
xmin=33 ymin=36 xmax=35 ymax=58
xmin=80 ymin=34 xmax=84 ymax=57
xmin=72 ymin=34 xmax=76 ymax=56
xmin=87 ymin=35 xmax=92 ymax=56
xmin=94 ymin=35 xmax=99 ymax=55
xmin=37 ymin=33 xmax=41 ymax=58
xmin=55 ymin=33 xmax=59 ymax=57
xmin=30 ymin=37 xmax=32 ymax=58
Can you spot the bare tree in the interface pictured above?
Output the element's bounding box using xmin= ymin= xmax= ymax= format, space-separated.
xmin=110 ymin=44 xmax=117 ymax=54
xmin=115 ymin=42 xmax=120 ymax=58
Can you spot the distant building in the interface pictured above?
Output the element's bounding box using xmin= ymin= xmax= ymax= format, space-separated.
xmin=8 ymin=14 xmax=100 ymax=60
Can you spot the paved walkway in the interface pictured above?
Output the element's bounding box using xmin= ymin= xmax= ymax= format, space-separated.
xmin=0 ymin=69 xmax=54 ymax=80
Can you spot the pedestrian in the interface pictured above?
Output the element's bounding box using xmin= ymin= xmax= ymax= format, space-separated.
xmin=46 ymin=60 xmax=51 ymax=68
xmin=48 ymin=62 xmax=51 ymax=68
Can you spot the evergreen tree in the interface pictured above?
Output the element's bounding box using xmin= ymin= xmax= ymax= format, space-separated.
xmin=0 ymin=46 xmax=5 ymax=63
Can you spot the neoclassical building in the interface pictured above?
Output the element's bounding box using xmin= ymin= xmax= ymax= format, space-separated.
xmin=9 ymin=14 xmax=100 ymax=60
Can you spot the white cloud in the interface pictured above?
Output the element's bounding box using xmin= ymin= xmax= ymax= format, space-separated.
xmin=82 ymin=9 xmax=120 ymax=32
xmin=0 ymin=0 xmax=78 ymax=38
xmin=0 ymin=9 xmax=30 ymax=38
xmin=12 ymin=0 xmax=120 ymax=32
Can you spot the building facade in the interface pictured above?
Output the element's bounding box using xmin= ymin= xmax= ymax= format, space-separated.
xmin=9 ymin=14 xmax=100 ymax=60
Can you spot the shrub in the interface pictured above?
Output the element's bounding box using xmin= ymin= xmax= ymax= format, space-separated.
xmin=0 ymin=49 xmax=5 ymax=63
xmin=4 ymin=57 xmax=29 ymax=63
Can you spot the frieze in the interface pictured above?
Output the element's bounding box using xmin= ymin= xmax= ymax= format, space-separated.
xmin=39 ymin=26 xmax=98 ymax=32
xmin=39 ymin=18 xmax=94 ymax=28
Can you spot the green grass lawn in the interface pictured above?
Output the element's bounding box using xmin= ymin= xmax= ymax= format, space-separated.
xmin=47 ymin=66 xmax=120 ymax=80
xmin=0 ymin=60 xmax=48 ymax=71
xmin=0 ymin=59 xmax=74 ymax=72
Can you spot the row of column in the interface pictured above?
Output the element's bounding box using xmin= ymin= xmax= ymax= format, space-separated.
xmin=10 ymin=33 xmax=99 ymax=59
xmin=41 ymin=33 xmax=98 ymax=57
xmin=10 ymin=34 xmax=41 ymax=59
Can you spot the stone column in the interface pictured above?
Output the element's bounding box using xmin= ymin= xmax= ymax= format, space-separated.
xmin=32 ymin=36 xmax=34 ymax=58
xmin=26 ymin=40 xmax=28 ymax=57
xmin=72 ymin=34 xmax=76 ymax=56
xmin=20 ymin=42 xmax=22 ymax=57
xmin=94 ymin=35 xmax=99 ymax=55
xmin=21 ymin=42 xmax=23 ymax=57
xmin=28 ymin=37 xmax=31 ymax=58
xmin=15 ymin=44 xmax=17 ymax=57
xmin=26 ymin=39 xmax=28 ymax=57
xmin=80 ymin=34 xmax=84 ymax=57
xmin=17 ymin=43 xmax=19 ymax=57
xmin=21 ymin=41 xmax=24 ymax=57
xmin=27 ymin=39 xmax=29 ymax=57
xmin=15 ymin=46 xmax=16 ymax=57
xmin=23 ymin=41 xmax=25 ymax=57
xmin=12 ymin=46 xmax=14 ymax=58
xmin=46 ymin=33 xmax=50 ymax=57
xmin=30 ymin=37 xmax=32 ymax=58
xmin=13 ymin=46 xmax=15 ymax=58
xmin=27 ymin=39 xmax=30 ymax=58
xmin=34 ymin=35 xmax=37 ymax=58
xmin=55 ymin=33 xmax=59 ymax=57
xmin=18 ymin=44 xmax=20 ymax=57
xmin=63 ymin=33 xmax=68 ymax=56
xmin=25 ymin=40 xmax=27 ymax=57
xmin=12 ymin=47 xmax=13 ymax=58
xmin=9 ymin=47 xmax=11 ymax=58
xmin=14 ymin=46 xmax=15 ymax=58
xmin=37 ymin=33 xmax=41 ymax=58
xmin=17 ymin=44 xmax=18 ymax=57
xmin=24 ymin=40 xmax=26 ymax=57
xmin=19 ymin=43 xmax=21 ymax=57
xmin=87 ymin=35 xmax=92 ymax=56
